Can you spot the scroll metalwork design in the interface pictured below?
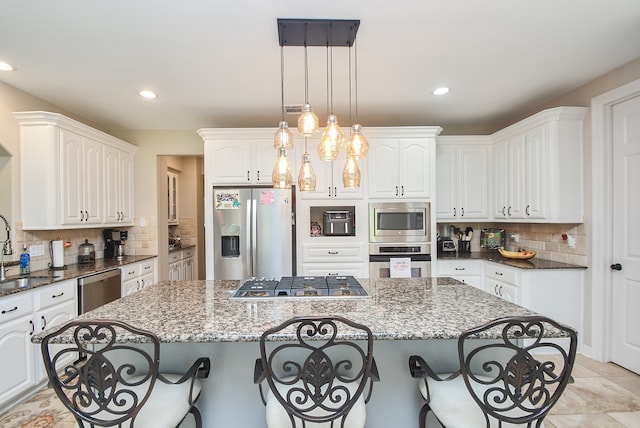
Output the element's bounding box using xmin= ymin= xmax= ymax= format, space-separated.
xmin=41 ymin=320 xmax=159 ymax=427
xmin=460 ymin=316 xmax=577 ymax=426
xmin=257 ymin=316 xmax=378 ymax=427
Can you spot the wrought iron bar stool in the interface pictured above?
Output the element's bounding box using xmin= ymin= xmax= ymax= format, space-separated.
xmin=41 ymin=319 xmax=211 ymax=427
xmin=254 ymin=316 xmax=380 ymax=427
xmin=409 ymin=315 xmax=577 ymax=427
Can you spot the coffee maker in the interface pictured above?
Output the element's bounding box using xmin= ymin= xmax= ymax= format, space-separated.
xmin=103 ymin=229 xmax=128 ymax=260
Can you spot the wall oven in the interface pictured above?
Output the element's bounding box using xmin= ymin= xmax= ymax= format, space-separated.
xmin=369 ymin=202 xmax=430 ymax=243
xmin=369 ymin=243 xmax=431 ymax=279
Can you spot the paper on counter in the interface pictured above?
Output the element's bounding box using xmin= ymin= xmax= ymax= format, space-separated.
xmin=390 ymin=257 xmax=412 ymax=278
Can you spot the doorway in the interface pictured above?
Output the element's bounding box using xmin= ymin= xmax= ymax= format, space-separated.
xmin=591 ymin=78 xmax=640 ymax=374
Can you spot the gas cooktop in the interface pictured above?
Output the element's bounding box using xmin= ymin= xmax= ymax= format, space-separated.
xmin=231 ymin=276 xmax=368 ymax=299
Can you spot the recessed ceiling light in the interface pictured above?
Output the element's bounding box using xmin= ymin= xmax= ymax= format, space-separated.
xmin=0 ymin=61 xmax=15 ymax=72
xmin=432 ymin=87 xmax=450 ymax=96
xmin=139 ymin=90 xmax=157 ymax=99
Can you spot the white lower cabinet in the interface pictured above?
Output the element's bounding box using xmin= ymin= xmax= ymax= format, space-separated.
xmin=0 ymin=279 xmax=77 ymax=409
xmin=300 ymin=242 xmax=367 ymax=277
xmin=122 ymin=258 xmax=157 ymax=296
xmin=483 ymin=261 xmax=584 ymax=335
xmin=168 ymin=248 xmax=195 ymax=281
xmin=437 ymin=259 xmax=483 ymax=290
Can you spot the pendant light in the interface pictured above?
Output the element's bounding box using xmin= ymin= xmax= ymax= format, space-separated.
xmin=297 ymin=137 xmax=317 ymax=191
xmin=318 ymin=42 xmax=344 ymax=161
xmin=345 ymin=41 xmax=369 ymax=159
xmin=297 ymin=43 xmax=319 ymax=136
xmin=342 ymin=155 xmax=361 ymax=188
xmin=272 ymin=147 xmax=293 ymax=189
xmin=274 ymin=46 xmax=293 ymax=149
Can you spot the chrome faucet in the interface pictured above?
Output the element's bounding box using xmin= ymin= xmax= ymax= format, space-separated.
xmin=0 ymin=214 xmax=13 ymax=281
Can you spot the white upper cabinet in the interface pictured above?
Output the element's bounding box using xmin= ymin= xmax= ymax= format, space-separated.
xmin=367 ymin=127 xmax=441 ymax=200
xmin=436 ymin=137 xmax=492 ymax=220
xmin=201 ymin=129 xmax=280 ymax=185
xmin=491 ymin=107 xmax=587 ymax=223
xmin=15 ymin=111 xmax=136 ymax=230
xmin=104 ymin=145 xmax=134 ymax=226
xmin=298 ymin=138 xmax=364 ymax=200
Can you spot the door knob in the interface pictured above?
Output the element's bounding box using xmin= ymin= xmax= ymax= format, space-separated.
xmin=610 ymin=263 xmax=622 ymax=271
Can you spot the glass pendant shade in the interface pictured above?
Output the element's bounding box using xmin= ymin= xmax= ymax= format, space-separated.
xmin=274 ymin=120 xmax=293 ymax=149
xmin=345 ymin=123 xmax=369 ymax=159
xmin=297 ymin=104 xmax=319 ymax=136
xmin=272 ymin=148 xmax=293 ymax=189
xmin=297 ymin=152 xmax=317 ymax=191
xmin=318 ymin=114 xmax=344 ymax=161
xmin=342 ymin=155 xmax=361 ymax=188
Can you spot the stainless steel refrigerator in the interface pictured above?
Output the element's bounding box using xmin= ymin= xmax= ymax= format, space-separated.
xmin=212 ymin=186 xmax=295 ymax=280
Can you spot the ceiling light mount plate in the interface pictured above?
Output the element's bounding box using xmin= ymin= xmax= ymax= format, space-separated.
xmin=277 ymin=18 xmax=360 ymax=47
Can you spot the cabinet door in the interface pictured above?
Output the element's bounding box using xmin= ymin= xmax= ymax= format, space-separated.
xmin=122 ymin=278 xmax=139 ymax=296
xmin=118 ymin=150 xmax=134 ymax=224
xmin=368 ymin=141 xmax=400 ymax=198
xmin=524 ymin=125 xmax=548 ymax=219
xmin=60 ymin=130 xmax=85 ymax=225
xmin=82 ymin=138 xmax=103 ymax=225
xmin=399 ymin=140 xmax=430 ymax=198
xmin=506 ymin=137 xmax=526 ymax=219
xmin=140 ymin=272 xmax=154 ymax=289
xmin=182 ymin=258 xmax=194 ymax=281
xmin=0 ymin=316 xmax=35 ymax=407
xmin=332 ymin=150 xmax=364 ymax=199
xmin=493 ymin=140 xmax=509 ymax=218
xmin=211 ymin=143 xmax=253 ymax=184
xmin=103 ymin=145 xmax=121 ymax=224
xmin=35 ymin=299 xmax=77 ymax=382
xmin=168 ymin=261 xmax=182 ymax=281
xmin=167 ymin=170 xmax=179 ymax=225
xmin=458 ymin=146 xmax=490 ymax=219
xmin=302 ymin=263 xmax=365 ymax=277
xmin=435 ymin=146 xmax=458 ymax=219
xmin=253 ymin=141 xmax=277 ymax=184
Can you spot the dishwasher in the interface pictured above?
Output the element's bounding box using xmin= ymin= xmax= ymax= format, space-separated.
xmin=77 ymin=269 xmax=122 ymax=314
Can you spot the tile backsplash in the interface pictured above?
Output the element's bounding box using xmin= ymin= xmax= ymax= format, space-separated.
xmin=3 ymin=217 xmax=157 ymax=274
xmin=438 ymin=222 xmax=587 ymax=266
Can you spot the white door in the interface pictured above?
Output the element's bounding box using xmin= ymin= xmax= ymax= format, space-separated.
xmin=611 ymin=94 xmax=640 ymax=374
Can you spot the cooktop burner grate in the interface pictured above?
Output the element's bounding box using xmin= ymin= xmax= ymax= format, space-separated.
xmin=231 ymin=276 xmax=368 ymax=299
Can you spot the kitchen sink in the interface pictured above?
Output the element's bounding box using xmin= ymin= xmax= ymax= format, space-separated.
xmin=0 ymin=276 xmax=56 ymax=291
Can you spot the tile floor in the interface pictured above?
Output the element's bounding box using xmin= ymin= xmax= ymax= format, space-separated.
xmin=1 ymin=354 xmax=639 ymax=427
xmin=545 ymin=354 xmax=640 ymax=427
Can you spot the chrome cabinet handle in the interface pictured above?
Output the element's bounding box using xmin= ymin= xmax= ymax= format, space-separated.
xmin=494 ymin=284 xmax=498 ymax=294
xmin=507 ymin=206 xmax=512 ymax=216
xmin=41 ymin=315 xmax=46 ymax=330
xmin=526 ymin=205 xmax=530 ymax=216
xmin=30 ymin=319 xmax=34 ymax=335
xmin=328 ymin=186 xmax=332 ymax=197
xmin=395 ymin=186 xmax=399 ymax=196
xmin=454 ymin=267 xmax=465 ymax=271
xmin=333 ymin=187 xmax=337 ymax=198
xmin=502 ymin=206 xmax=506 ymax=216
xmin=453 ymin=207 xmax=456 ymax=217
xmin=401 ymin=185 xmax=404 ymax=196
xmin=328 ymin=251 xmax=339 ymax=255
xmin=247 ymin=171 xmax=250 ymax=181
xmin=498 ymin=286 xmax=503 ymax=297
xmin=461 ymin=207 xmax=464 ymax=217
xmin=257 ymin=170 xmax=260 ymax=181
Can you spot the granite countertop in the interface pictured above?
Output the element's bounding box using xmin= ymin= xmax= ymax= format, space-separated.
xmin=0 ymin=255 xmax=157 ymax=297
xmin=32 ymin=277 xmax=557 ymax=344
xmin=168 ymin=244 xmax=195 ymax=253
xmin=437 ymin=250 xmax=587 ymax=269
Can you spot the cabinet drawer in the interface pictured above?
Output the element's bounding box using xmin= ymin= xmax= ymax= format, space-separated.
xmin=301 ymin=263 xmax=365 ymax=278
xmin=302 ymin=243 xmax=364 ymax=262
xmin=181 ymin=248 xmax=194 ymax=259
xmin=485 ymin=262 xmax=518 ymax=284
xmin=38 ymin=281 xmax=75 ymax=309
xmin=121 ymin=263 xmax=140 ymax=281
xmin=168 ymin=251 xmax=182 ymax=263
xmin=139 ymin=260 xmax=155 ymax=275
xmin=438 ymin=260 xmax=482 ymax=276
xmin=0 ymin=293 xmax=33 ymax=322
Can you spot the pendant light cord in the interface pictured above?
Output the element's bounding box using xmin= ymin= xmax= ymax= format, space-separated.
xmin=354 ymin=40 xmax=359 ymax=123
xmin=304 ymin=44 xmax=309 ymax=104
xmin=280 ymin=45 xmax=285 ymax=120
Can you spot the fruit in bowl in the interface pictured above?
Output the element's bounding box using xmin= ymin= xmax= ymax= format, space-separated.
xmin=498 ymin=247 xmax=537 ymax=260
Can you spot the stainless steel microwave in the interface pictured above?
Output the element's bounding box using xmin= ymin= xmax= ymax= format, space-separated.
xmin=369 ymin=202 xmax=430 ymax=243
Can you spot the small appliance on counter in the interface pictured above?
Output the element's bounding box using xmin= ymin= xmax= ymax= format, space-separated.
xmin=103 ymin=229 xmax=128 ymax=260
xmin=77 ymin=239 xmax=96 ymax=264
xmin=323 ymin=210 xmax=354 ymax=236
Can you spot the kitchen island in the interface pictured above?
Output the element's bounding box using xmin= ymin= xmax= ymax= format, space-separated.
xmin=35 ymin=278 xmax=547 ymax=427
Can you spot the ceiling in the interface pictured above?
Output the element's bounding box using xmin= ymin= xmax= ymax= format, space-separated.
xmin=1 ymin=0 xmax=640 ymax=135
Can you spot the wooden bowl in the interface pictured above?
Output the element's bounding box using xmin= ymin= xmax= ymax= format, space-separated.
xmin=498 ymin=248 xmax=537 ymax=260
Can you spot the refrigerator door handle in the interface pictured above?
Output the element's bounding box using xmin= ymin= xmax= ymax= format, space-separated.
xmin=251 ymin=198 xmax=258 ymax=276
